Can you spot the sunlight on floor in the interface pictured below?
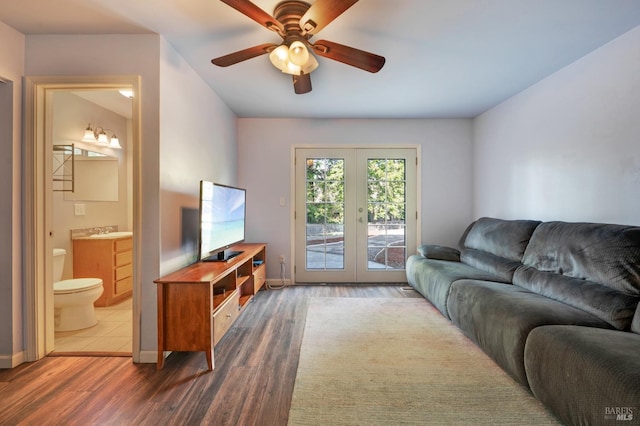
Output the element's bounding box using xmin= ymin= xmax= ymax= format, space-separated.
xmin=54 ymin=298 xmax=132 ymax=353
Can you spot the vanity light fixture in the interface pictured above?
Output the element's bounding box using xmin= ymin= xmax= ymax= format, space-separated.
xmin=108 ymin=134 xmax=122 ymax=149
xmin=82 ymin=123 xmax=122 ymax=149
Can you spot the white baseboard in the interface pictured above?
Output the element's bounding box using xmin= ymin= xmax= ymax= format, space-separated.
xmin=0 ymin=351 xmax=25 ymax=369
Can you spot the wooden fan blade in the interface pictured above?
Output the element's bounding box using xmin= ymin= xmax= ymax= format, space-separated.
xmin=312 ymin=40 xmax=385 ymax=73
xmin=293 ymin=73 xmax=312 ymax=94
xmin=211 ymin=43 xmax=278 ymax=67
xmin=220 ymin=0 xmax=284 ymax=34
xmin=300 ymin=0 xmax=358 ymax=35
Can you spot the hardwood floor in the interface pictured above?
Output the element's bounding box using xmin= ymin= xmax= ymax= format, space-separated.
xmin=0 ymin=285 xmax=420 ymax=426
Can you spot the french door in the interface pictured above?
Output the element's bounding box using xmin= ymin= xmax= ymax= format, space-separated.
xmin=294 ymin=148 xmax=417 ymax=283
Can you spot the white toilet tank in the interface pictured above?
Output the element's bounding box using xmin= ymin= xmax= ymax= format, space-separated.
xmin=53 ymin=248 xmax=66 ymax=282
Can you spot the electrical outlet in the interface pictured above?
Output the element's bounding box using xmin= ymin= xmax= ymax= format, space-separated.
xmin=74 ymin=203 xmax=86 ymax=216
xmin=279 ymin=255 xmax=286 ymax=263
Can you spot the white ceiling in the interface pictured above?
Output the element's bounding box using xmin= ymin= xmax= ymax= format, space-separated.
xmin=2 ymin=0 xmax=639 ymax=118
xmin=73 ymin=90 xmax=133 ymax=119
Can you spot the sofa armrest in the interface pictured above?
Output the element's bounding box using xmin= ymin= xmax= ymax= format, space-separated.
xmin=417 ymin=244 xmax=460 ymax=262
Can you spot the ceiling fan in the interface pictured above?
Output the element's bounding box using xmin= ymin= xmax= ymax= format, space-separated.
xmin=211 ymin=0 xmax=385 ymax=94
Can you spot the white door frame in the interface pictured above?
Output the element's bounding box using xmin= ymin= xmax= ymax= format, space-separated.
xmin=24 ymin=75 xmax=142 ymax=362
xmin=290 ymin=144 xmax=421 ymax=284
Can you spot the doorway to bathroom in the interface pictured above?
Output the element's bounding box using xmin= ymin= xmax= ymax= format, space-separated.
xmin=50 ymin=89 xmax=134 ymax=355
xmin=24 ymin=76 xmax=141 ymax=362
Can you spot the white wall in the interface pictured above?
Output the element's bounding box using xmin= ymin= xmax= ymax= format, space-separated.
xmin=158 ymin=38 xmax=237 ymax=275
xmin=52 ymin=92 xmax=130 ymax=279
xmin=238 ymin=118 xmax=473 ymax=280
xmin=474 ymin=26 xmax=640 ymax=226
xmin=152 ymin=39 xmax=237 ymax=351
xmin=24 ymin=34 xmax=163 ymax=358
xmin=0 ymin=21 xmax=25 ymax=367
xmin=24 ymin=35 xmax=239 ymax=360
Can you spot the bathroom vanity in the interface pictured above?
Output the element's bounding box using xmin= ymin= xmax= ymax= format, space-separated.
xmin=73 ymin=233 xmax=133 ymax=307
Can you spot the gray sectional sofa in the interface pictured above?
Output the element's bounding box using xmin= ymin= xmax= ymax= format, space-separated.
xmin=406 ymin=217 xmax=640 ymax=425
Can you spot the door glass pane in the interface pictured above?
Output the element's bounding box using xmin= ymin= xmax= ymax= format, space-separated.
xmin=305 ymin=158 xmax=345 ymax=270
xmin=367 ymin=158 xmax=407 ymax=270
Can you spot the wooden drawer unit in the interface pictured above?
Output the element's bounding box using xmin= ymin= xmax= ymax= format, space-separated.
xmin=115 ymin=264 xmax=133 ymax=282
xmin=253 ymin=264 xmax=266 ymax=293
xmin=252 ymin=246 xmax=267 ymax=293
xmin=115 ymin=250 xmax=132 ymax=267
xmin=213 ymin=290 xmax=239 ymax=345
xmin=115 ymin=237 xmax=133 ymax=253
xmin=115 ymin=276 xmax=133 ymax=295
xmin=73 ymin=235 xmax=133 ymax=307
xmin=155 ymin=243 xmax=267 ymax=370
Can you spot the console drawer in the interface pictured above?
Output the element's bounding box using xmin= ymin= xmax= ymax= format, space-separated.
xmin=253 ymin=265 xmax=266 ymax=292
xmin=213 ymin=290 xmax=239 ymax=345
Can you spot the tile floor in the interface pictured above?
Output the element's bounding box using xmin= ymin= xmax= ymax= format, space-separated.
xmin=54 ymin=298 xmax=132 ymax=354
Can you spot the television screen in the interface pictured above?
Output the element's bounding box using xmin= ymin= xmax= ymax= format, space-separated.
xmin=199 ymin=181 xmax=246 ymax=261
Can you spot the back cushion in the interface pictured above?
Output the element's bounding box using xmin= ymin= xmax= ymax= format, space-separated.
xmin=460 ymin=249 xmax=521 ymax=281
xmin=516 ymin=221 xmax=640 ymax=330
xmin=633 ymin=303 xmax=640 ymax=334
xmin=514 ymin=266 xmax=639 ymax=330
xmin=521 ymin=222 xmax=640 ymax=294
xmin=463 ymin=217 xmax=541 ymax=261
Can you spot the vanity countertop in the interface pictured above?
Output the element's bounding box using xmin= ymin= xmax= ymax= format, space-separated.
xmin=71 ymin=226 xmax=132 ymax=240
xmin=74 ymin=231 xmax=133 ymax=240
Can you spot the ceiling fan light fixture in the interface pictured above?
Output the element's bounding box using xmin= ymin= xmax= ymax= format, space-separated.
xmin=288 ymin=41 xmax=309 ymax=66
xmin=285 ymin=61 xmax=302 ymax=75
xmin=269 ymin=45 xmax=290 ymax=71
xmin=269 ymin=43 xmax=318 ymax=76
xmin=300 ymin=53 xmax=319 ymax=74
xmin=212 ymin=0 xmax=386 ymax=93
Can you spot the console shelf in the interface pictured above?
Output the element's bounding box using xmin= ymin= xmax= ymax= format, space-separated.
xmin=155 ymin=243 xmax=267 ymax=370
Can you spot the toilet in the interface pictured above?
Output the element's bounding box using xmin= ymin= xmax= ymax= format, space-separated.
xmin=53 ymin=248 xmax=104 ymax=332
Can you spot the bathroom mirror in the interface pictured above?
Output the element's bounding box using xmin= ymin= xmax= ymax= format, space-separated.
xmin=63 ymin=148 xmax=119 ymax=202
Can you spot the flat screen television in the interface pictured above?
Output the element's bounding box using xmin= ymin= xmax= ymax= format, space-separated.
xmin=198 ymin=181 xmax=246 ymax=262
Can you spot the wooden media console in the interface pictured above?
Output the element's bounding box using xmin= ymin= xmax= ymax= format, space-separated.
xmin=154 ymin=243 xmax=267 ymax=370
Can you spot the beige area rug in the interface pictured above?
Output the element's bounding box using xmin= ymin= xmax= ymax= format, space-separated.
xmin=288 ymin=297 xmax=559 ymax=425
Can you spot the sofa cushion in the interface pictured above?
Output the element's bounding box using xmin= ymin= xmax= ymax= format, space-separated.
xmin=460 ymin=249 xmax=522 ymax=282
xmin=632 ymin=303 xmax=640 ymax=334
xmin=447 ymin=279 xmax=611 ymax=387
xmin=457 ymin=220 xmax=476 ymax=250
xmin=462 ymin=217 xmax=541 ymax=262
xmin=405 ymin=255 xmax=510 ymax=319
xmin=525 ymin=326 xmax=640 ymax=426
xmin=417 ymin=244 xmax=460 ymax=262
xmin=458 ymin=218 xmax=541 ymax=280
xmin=514 ymin=266 xmax=639 ymax=331
xmin=521 ymin=221 xmax=640 ymax=294
xmin=516 ymin=221 xmax=640 ymax=330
